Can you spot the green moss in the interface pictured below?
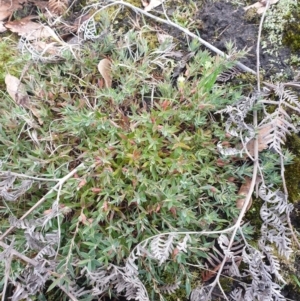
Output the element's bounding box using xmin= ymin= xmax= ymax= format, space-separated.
xmin=244 ymin=7 xmax=260 ymax=23
xmin=0 ymin=38 xmax=23 ymax=88
xmin=142 ymin=31 xmax=160 ymax=49
xmin=282 ymin=6 xmax=300 ymax=53
xmin=245 ymin=198 xmax=263 ymax=238
xmin=285 ymin=134 xmax=300 ymax=202
xmin=219 ymin=276 xmax=234 ymax=294
xmin=235 ymin=72 xmax=263 ymax=87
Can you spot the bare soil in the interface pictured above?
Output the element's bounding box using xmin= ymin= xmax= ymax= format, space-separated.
xmin=195 ymin=0 xmax=294 ymax=79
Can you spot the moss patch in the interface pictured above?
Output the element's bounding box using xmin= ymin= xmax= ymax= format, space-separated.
xmin=285 ymin=134 xmax=300 ymax=202
xmin=283 ymin=6 xmax=300 ymax=53
xmin=0 ymin=38 xmax=24 ymax=88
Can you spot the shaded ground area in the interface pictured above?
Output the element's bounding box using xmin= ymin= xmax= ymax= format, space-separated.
xmin=195 ymin=1 xmax=293 ymax=79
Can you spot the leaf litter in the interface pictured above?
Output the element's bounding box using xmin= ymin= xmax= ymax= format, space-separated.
xmin=98 ymin=58 xmax=112 ymax=88
xmin=5 ymin=74 xmax=30 ymax=107
xmin=5 ymin=74 xmax=43 ymax=124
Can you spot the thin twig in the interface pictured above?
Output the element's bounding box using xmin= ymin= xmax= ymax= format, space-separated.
xmin=85 ymin=1 xmax=256 ymax=75
xmin=0 ymin=241 xmax=38 ymax=266
xmin=256 ymin=0 xmax=270 ymax=90
xmin=1 ymin=253 xmax=12 ymax=301
xmin=57 ymin=283 xmax=79 ymax=301
xmin=257 ymin=1 xmax=300 ymax=250
xmin=0 ymin=171 xmax=59 ymax=182
xmin=207 ymin=2 xmax=270 ymax=298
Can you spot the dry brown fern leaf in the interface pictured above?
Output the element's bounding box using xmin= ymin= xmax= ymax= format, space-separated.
xmin=48 ymin=0 xmax=68 ymax=15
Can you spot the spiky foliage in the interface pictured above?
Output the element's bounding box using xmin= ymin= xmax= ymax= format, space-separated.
xmin=0 ymin=2 xmax=299 ymax=301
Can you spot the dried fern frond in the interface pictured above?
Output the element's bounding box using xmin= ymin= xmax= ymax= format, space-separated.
xmin=257 ymin=82 xmax=300 ymax=155
xmin=229 ymin=287 xmax=244 ymax=301
xmin=10 ymin=262 xmax=51 ymax=301
xmin=0 ymin=173 xmax=32 ymax=201
xmin=158 ymin=281 xmax=181 ymax=294
xmin=217 ymin=81 xmax=300 ymax=157
xmin=259 ymin=184 xmax=293 ymax=259
xmin=189 ymin=285 xmax=212 ymax=301
xmin=202 ymin=235 xmax=244 ymax=282
xmin=215 ymin=94 xmax=258 ymax=156
xmin=262 ymin=245 xmax=285 ymax=283
xmin=217 ymin=67 xmax=243 ymax=82
xmin=84 ymin=264 xmax=149 ymax=301
xmin=150 ymin=234 xmax=175 ymax=265
xmin=264 ymin=81 xmax=300 ymax=113
xmin=18 ymin=36 xmax=64 ymax=63
xmin=242 ymin=246 xmax=286 ymax=301
xmin=78 ymin=18 xmax=98 ymax=41
xmin=49 ymin=0 xmax=68 ymax=15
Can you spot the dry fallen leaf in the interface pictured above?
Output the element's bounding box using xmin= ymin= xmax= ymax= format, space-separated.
xmin=29 ymin=106 xmax=43 ymax=125
xmin=5 ymin=74 xmax=44 ymax=124
xmin=5 ymin=74 xmax=30 ymax=106
xmin=202 ymin=263 xmax=223 ymax=282
xmin=97 ymin=58 xmax=112 ymax=88
xmin=143 ymin=0 xmax=166 ymax=12
xmin=236 ymin=176 xmax=252 ymax=211
xmin=0 ymin=4 xmax=12 ymax=22
xmin=244 ymin=0 xmax=279 ymax=14
xmin=0 ymin=0 xmax=23 ymax=21
xmin=5 ymin=18 xmax=61 ymax=41
xmin=0 ymin=21 xmax=6 ymax=32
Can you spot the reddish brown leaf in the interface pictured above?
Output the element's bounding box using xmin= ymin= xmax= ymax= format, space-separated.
xmin=172 ymin=248 xmax=179 ymax=259
xmin=245 ymin=123 xmax=282 ymax=156
xmin=169 ymin=206 xmax=176 ymax=217
xmin=79 ymin=212 xmax=87 ymax=224
xmin=103 ymin=200 xmax=109 ymax=211
xmin=0 ymin=0 xmax=23 ymax=21
xmin=202 ymin=263 xmax=222 ymax=282
xmin=155 ymin=203 xmax=161 ymax=213
xmin=91 ymin=187 xmax=102 ymax=193
xmin=236 ymin=176 xmax=252 ymax=211
xmin=216 ymin=158 xmax=226 ymax=167
xmin=78 ymin=179 xmax=87 ymax=188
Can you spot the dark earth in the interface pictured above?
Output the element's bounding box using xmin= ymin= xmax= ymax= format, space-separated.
xmin=196 ymin=1 xmax=294 ymax=79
